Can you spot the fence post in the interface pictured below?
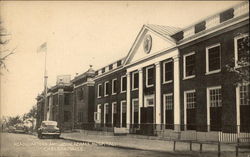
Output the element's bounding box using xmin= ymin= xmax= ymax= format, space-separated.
xmin=218 ymin=142 xmax=221 ymax=157
xmin=236 ymin=138 xmax=239 ymax=157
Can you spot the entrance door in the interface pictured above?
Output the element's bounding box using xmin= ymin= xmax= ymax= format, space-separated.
xmin=120 ymin=101 xmax=127 ymax=128
xmin=141 ymin=95 xmax=154 ymax=135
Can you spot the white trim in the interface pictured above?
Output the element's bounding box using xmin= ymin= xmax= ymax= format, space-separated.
xmin=126 ymin=73 xmax=131 ymax=128
xmin=132 ymin=71 xmax=139 ymax=91
xmin=132 ymin=98 xmax=139 ymax=124
xmin=236 ymin=85 xmax=240 ymax=133
xmin=184 ymin=90 xmax=196 ymax=127
xmin=112 ymin=102 xmax=117 ymax=125
xmin=120 ymin=75 xmax=127 ymax=93
xmin=183 ymin=52 xmax=196 ymax=80
xmin=206 ymin=86 xmax=222 ymax=131
xmin=97 ymin=84 xmax=102 ymax=98
xmin=96 ymin=104 xmax=101 ymax=123
xmin=234 ymin=33 xmax=249 ymax=67
xmin=104 ymin=103 xmax=109 ymax=125
xmin=112 ymin=78 xmax=117 ymax=95
xmin=206 ymin=43 xmax=221 ymax=75
xmin=163 ymin=93 xmax=173 ymax=125
xmin=120 ymin=100 xmax=126 ymax=128
xmin=104 ymin=81 xmax=109 ymax=97
xmin=145 ymin=65 xmax=154 ymax=88
xmin=162 ymin=60 xmax=173 ymax=84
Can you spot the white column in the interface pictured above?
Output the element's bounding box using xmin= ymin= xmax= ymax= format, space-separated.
xmin=138 ymin=68 xmax=143 ymax=124
xmin=173 ymin=55 xmax=181 ymax=132
xmin=155 ymin=62 xmax=161 ymax=125
xmin=236 ymin=86 xmax=240 ymax=133
xmin=126 ymin=72 xmax=131 ymax=129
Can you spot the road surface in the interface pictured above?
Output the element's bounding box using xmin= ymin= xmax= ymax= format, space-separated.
xmin=0 ymin=132 xmax=178 ymax=157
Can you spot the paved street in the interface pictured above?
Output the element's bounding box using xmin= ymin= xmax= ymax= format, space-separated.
xmin=0 ymin=133 xmax=185 ymax=157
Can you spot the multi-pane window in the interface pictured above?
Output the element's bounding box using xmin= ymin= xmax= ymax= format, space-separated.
xmin=112 ymin=79 xmax=117 ymax=94
xmin=132 ymin=72 xmax=139 ymax=90
xmin=146 ymin=66 xmax=154 ymax=87
xmin=104 ymin=81 xmax=109 ymax=96
xmin=209 ymin=87 xmax=222 ymax=107
xmin=164 ymin=94 xmax=173 ymax=110
xmin=240 ymin=84 xmax=250 ymax=106
xmin=105 ymin=104 xmax=109 ymax=114
xmin=121 ymin=76 xmax=127 ymax=92
xmin=234 ymin=34 xmax=249 ymax=67
xmin=122 ymin=102 xmax=126 ymax=113
xmin=206 ymin=44 xmax=221 ymax=73
xmin=186 ymin=91 xmax=196 ymax=109
xmin=97 ymin=84 xmax=102 ymax=98
xmin=163 ymin=60 xmax=173 ymax=83
xmin=183 ymin=52 xmax=195 ymax=78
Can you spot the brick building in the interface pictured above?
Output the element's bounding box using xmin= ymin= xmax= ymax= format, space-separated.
xmin=37 ymin=2 xmax=249 ymax=142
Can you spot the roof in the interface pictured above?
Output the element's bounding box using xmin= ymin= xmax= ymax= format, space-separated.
xmin=145 ymin=24 xmax=181 ymax=38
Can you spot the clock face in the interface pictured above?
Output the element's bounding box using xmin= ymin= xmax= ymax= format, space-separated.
xmin=143 ymin=34 xmax=152 ymax=54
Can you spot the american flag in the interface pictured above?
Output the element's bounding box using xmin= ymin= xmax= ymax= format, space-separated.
xmin=37 ymin=42 xmax=47 ymax=53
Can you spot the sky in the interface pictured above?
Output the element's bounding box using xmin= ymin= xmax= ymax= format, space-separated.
xmin=0 ymin=1 xmax=242 ymax=117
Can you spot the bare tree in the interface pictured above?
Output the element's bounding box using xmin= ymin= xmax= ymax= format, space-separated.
xmin=0 ymin=21 xmax=15 ymax=73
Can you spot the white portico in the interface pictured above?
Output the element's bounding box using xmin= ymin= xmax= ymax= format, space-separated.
xmin=122 ymin=24 xmax=181 ymax=132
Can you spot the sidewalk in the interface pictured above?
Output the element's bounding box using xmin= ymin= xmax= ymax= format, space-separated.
xmin=60 ymin=131 xmax=245 ymax=156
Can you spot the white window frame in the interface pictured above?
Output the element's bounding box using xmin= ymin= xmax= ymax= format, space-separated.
xmin=104 ymin=103 xmax=109 ymax=125
xmin=97 ymin=84 xmax=102 ymax=98
xmin=236 ymin=83 xmax=250 ymax=133
xmin=163 ymin=93 xmax=173 ymax=125
xmin=120 ymin=100 xmax=126 ymax=128
xmin=162 ymin=60 xmax=173 ymax=84
xmin=104 ymin=81 xmax=109 ymax=97
xmin=144 ymin=95 xmax=154 ymax=107
xmin=112 ymin=78 xmax=117 ymax=95
xmin=234 ymin=33 xmax=249 ymax=68
xmin=184 ymin=90 xmax=196 ymax=126
xmin=111 ymin=102 xmax=117 ymax=124
xmin=206 ymin=86 xmax=222 ymax=128
xmin=146 ymin=65 xmax=154 ymax=88
xmin=132 ymin=98 xmax=139 ymax=124
xmin=120 ymin=75 xmax=127 ymax=93
xmin=206 ymin=43 xmax=221 ymax=75
xmin=95 ymin=104 xmax=101 ymax=123
xmin=183 ymin=52 xmax=196 ymax=80
xmin=132 ymin=71 xmax=139 ymax=91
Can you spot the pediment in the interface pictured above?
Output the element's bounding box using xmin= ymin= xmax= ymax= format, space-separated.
xmin=124 ymin=25 xmax=178 ymax=65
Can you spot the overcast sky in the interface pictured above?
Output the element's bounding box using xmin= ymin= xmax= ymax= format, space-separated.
xmin=0 ymin=1 xmax=241 ymax=117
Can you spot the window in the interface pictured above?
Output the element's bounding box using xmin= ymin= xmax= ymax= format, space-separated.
xmin=234 ymin=34 xmax=249 ymax=67
xmin=121 ymin=75 xmax=127 ymax=92
xmin=132 ymin=71 xmax=139 ymax=90
xmin=163 ymin=60 xmax=173 ymax=83
xmin=78 ymin=111 xmax=84 ymax=122
xmin=112 ymin=79 xmax=117 ymax=95
xmin=112 ymin=102 xmax=117 ymax=114
xmin=164 ymin=94 xmax=173 ymax=110
xmin=64 ymin=111 xmax=71 ymax=122
xmin=144 ymin=95 xmax=154 ymax=107
xmin=184 ymin=90 xmax=196 ymax=130
xmin=97 ymin=84 xmax=102 ymax=98
xmin=132 ymin=99 xmax=139 ymax=125
xmin=95 ymin=104 xmax=101 ymax=122
xmin=206 ymin=44 xmax=221 ymax=74
xmin=185 ymin=91 xmax=196 ymax=109
xmin=183 ymin=52 xmax=195 ymax=79
xmin=146 ymin=66 xmax=154 ymax=87
xmin=239 ymin=84 xmax=250 ymax=106
xmin=104 ymin=103 xmax=109 ymax=126
xmin=208 ymin=87 xmax=222 ymax=107
xmin=104 ymin=81 xmax=109 ymax=97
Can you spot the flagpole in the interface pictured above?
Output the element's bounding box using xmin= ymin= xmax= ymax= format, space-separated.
xmin=44 ymin=44 xmax=48 ymax=121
